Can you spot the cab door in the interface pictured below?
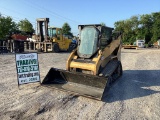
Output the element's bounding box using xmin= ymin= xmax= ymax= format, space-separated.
xmin=56 ymin=28 xmax=64 ymax=50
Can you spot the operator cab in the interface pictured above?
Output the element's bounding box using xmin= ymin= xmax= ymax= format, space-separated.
xmin=48 ymin=27 xmax=62 ymax=38
xmin=77 ymin=24 xmax=113 ymax=59
xmin=48 ymin=27 xmax=57 ymax=38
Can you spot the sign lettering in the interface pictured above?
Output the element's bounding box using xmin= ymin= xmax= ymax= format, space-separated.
xmin=15 ymin=53 xmax=40 ymax=85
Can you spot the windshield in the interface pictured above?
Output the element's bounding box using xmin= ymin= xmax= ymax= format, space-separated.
xmin=78 ymin=27 xmax=99 ymax=57
xmin=48 ymin=28 xmax=56 ymax=37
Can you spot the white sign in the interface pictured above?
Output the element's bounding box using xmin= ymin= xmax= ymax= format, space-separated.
xmin=15 ymin=53 xmax=40 ymax=85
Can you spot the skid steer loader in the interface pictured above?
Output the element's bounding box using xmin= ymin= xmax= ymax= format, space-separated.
xmin=41 ymin=24 xmax=122 ymax=100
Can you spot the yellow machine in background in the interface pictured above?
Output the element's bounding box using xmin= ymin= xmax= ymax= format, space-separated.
xmin=48 ymin=27 xmax=76 ymax=52
xmin=42 ymin=24 xmax=122 ymax=101
xmin=122 ymin=44 xmax=138 ymax=49
xmin=28 ymin=18 xmax=76 ymax=52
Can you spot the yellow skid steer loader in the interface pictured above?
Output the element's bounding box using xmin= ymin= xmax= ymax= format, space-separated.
xmin=41 ymin=24 xmax=122 ymax=100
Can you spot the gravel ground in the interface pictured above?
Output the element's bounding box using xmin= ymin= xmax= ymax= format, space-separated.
xmin=0 ymin=48 xmax=160 ymax=120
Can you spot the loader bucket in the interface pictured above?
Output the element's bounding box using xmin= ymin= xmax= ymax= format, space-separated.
xmin=41 ymin=68 xmax=108 ymax=100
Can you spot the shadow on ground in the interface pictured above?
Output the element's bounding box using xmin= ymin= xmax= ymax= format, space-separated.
xmin=102 ymin=70 xmax=160 ymax=103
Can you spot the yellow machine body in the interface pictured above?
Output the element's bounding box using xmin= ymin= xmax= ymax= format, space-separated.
xmin=49 ymin=27 xmax=72 ymax=51
xmin=42 ymin=24 xmax=123 ymax=100
xmin=66 ymin=35 xmax=121 ymax=75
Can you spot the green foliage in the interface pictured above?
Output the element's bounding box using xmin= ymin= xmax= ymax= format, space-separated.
xmin=61 ymin=22 xmax=73 ymax=37
xmin=0 ymin=16 xmax=18 ymax=39
xmin=114 ymin=12 xmax=160 ymax=44
xmin=100 ymin=22 xmax=106 ymax=26
xmin=151 ymin=12 xmax=160 ymax=42
xmin=18 ymin=18 xmax=34 ymax=33
xmin=62 ymin=22 xmax=72 ymax=36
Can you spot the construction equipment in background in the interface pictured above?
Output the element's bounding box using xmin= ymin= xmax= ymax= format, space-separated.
xmin=8 ymin=34 xmax=28 ymax=53
xmin=41 ymin=24 xmax=122 ymax=100
xmin=25 ymin=18 xmax=77 ymax=52
xmin=153 ymin=39 xmax=160 ymax=49
xmin=136 ymin=40 xmax=145 ymax=48
xmin=47 ymin=27 xmax=77 ymax=52
xmin=0 ymin=33 xmax=29 ymax=54
xmin=122 ymin=44 xmax=138 ymax=49
xmin=122 ymin=40 xmax=146 ymax=49
xmin=0 ymin=40 xmax=8 ymax=54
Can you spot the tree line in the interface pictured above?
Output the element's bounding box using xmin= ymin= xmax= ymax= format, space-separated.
xmin=0 ymin=14 xmax=73 ymax=40
xmin=0 ymin=15 xmax=34 ymax=39
xmin=1 ymin=12 xmax=160 ymax=44
xmin=114 ymin=12 xmax=160 ymax=45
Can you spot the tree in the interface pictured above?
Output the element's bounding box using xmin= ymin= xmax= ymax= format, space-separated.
xmin=139 ymin=14 xmax=153 ymax=43
xmin=151 ymin=12 xmax=160 ymax=42
xmin=0 ymin=16 xmax=18 ymax=39
xmin=114 ymin=19 xmax=134 ymax=44
xmin=62 ymin=22 xmax=73 ymax=36
xmin=18 ymin=18 xmax=34 ymax=34
xmin=114 ymin=12 xmax=160 ymax=44
xmin=100 ymin=22 xmax=106 ymax=26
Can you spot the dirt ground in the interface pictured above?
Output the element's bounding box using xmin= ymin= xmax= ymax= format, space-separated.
xmin=0 ymin=48 xmax=160 ymax=120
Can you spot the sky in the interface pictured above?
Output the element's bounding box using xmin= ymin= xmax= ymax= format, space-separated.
xmin=0 ymin=0 xmax=160 ymax=35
